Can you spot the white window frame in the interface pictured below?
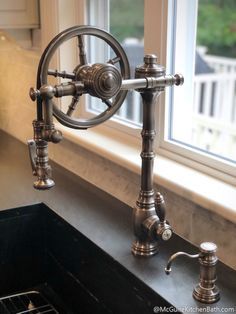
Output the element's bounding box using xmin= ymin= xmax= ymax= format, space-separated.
xmin=39 ymin=0 xmax=236 ymax=186
xmin=157 ymin=0 xmax=236 ymax=185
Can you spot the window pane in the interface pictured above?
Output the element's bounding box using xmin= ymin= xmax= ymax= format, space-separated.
xmin=169 ymin=0 xmax=236 ymax=163
xmin=88 ymin=0 xmax=144 ymax=127
xmin=110 ymin=0 xmax=144 ymax=126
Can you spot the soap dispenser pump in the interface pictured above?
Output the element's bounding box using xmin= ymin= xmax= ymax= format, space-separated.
xmin=165 ymin=242 xmax=220 ymax=304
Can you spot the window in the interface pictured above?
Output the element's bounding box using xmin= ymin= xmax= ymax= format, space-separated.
xmin=161 ymin=0 xmax=236 ymax=183
xmin=86 ymin=0 xmax=235 ymax=183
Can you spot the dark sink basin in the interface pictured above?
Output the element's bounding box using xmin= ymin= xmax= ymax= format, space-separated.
xmin=0 ymin=203 xmax=174 ymax=314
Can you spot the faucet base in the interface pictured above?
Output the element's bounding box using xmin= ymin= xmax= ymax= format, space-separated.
xmin=193 ymin=284 xmax=220 ymax=304
xmin=33 ymin=178 xmax=55 ymax=190
xmin=132 ymin=239 xmax=158 ymax=257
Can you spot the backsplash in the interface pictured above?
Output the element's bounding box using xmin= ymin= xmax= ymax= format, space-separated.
xmin=0 ymin=31 xmax=235 ymax=269
xmin=0 ymin=31 xmax=37 ymax=140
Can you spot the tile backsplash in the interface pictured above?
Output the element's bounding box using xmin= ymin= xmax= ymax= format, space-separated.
xmin=0 ymin=31 xmax=235 ymax=269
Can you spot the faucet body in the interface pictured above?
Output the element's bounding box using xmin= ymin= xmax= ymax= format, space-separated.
xmin=132 ymin=55 xmax=173 ymax=256
xmin=165 ymin=242 xmax=220 ymax=304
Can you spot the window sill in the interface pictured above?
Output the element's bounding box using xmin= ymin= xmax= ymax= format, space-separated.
xmin=57 ymin=123 xmax=236 ymax=224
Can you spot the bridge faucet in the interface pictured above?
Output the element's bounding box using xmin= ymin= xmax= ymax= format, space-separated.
xmin=27 ymin=26 xmax=183 ymax=257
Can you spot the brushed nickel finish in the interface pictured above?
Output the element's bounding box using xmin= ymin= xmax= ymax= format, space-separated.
xmin=165 ymin=242 xmax=220 ymax=304
xmin=121 ymin=74 xmax=184 ymax=90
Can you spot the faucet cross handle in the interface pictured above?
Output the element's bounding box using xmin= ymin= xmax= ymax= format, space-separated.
xmin=165 ymin=242 xmax=220 ymax=304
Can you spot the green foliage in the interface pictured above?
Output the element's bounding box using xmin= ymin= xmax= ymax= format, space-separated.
xmin=109 ymin=0 xmax=236 ymax=58
xmin=197 ymin=0 xmax=236 ymax=57
xmin=110 ymin=0 xmax=144 ymax=43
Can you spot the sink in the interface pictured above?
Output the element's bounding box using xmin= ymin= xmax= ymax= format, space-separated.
xmin=0 ymin=203 xmax=175 ymax=314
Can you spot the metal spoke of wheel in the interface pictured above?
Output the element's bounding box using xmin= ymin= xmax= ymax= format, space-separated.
xmin=66 ymin=95 xmax=80 ymax=116
xmin=102 ymin=99 xmax=113 ymax=108
xmin=48 ymin=69 xmax=76 ymax=80
xmin=78 ymin=35 xmax=88 ymax=65
xmin=107 ymin=56 xmax=120 ymax=65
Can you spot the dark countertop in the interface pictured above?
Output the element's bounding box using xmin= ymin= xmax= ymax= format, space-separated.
xmin=0 ymin=130 xmax=235 ymax=313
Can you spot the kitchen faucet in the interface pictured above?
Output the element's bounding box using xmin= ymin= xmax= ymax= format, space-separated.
xmin=28 ymin=25 xmax=183 ymax=257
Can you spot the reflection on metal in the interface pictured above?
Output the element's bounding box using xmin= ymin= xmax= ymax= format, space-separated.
xmin=28 ymin=25 xmax=183 ymax=256
xmin=165 ymin=242 xmax=220 ymax=303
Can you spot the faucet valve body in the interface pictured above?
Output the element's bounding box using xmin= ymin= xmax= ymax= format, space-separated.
xmin=165 ymin=242 xmax=220 ymax=304
xmin=132 ymin=55 xmax=173 ymax=256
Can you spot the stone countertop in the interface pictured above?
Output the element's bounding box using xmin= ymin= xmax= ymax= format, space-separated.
xmin=0 ymin=130 xmax=235 ymax=313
